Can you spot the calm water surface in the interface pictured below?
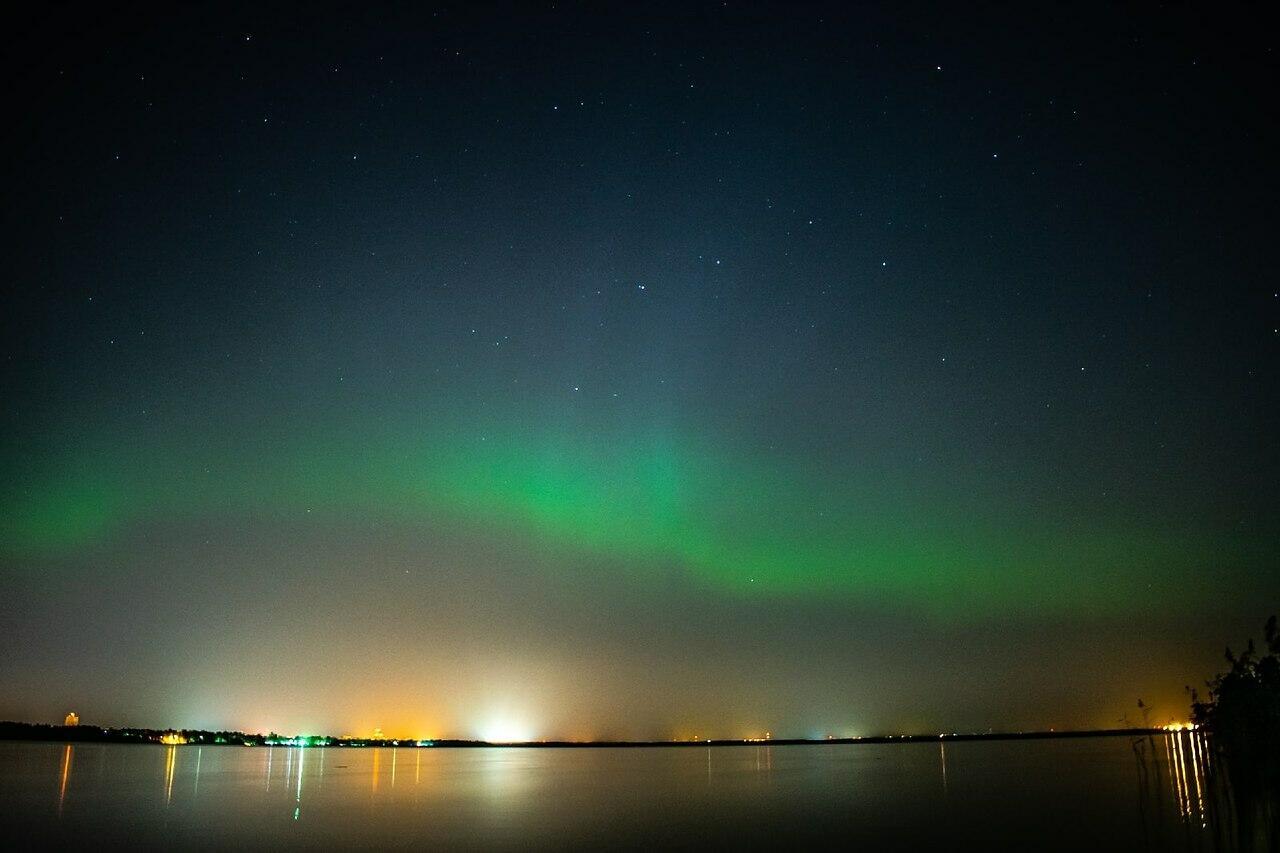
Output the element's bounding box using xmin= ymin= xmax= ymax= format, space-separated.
xmin=0 ymin=734 xmax=1241 ymax=849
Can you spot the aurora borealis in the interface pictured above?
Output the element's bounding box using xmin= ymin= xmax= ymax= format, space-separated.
xmin=2 ymin=3 xmax=1277 ymax=740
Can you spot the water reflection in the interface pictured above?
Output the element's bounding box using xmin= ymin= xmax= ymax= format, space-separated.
xmin=294 ymin=747 xmax=305 ymax=821
xmin=1163 ymin=729 xmax=1208 ymax=827
xmin=751 ymin=745 xmax=774 ymax=776
xmin=193 ymin=747 xmax=202 ymax=798
xmin=18 ymin=738 xmax=1276 ymax=849
xmin=163 ymin=745 xmax=177 ymax=805
xmin=58 ymin=745 xmax=73 ymax=816
xmin=1131 ymin=730 xmax=1278 ymax=851
xmin=939 ymin=742 xmax=949 ymax=799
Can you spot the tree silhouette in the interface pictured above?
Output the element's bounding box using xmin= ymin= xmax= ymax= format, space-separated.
xmin=1190 ymin=615 xmax=1279 ymax=848
xmin=1191 ymin=615 xmax=1280 ymax=760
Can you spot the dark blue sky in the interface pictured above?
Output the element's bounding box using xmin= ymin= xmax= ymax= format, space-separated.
xmin=2 ymin=2 xmax=1276 ymax=738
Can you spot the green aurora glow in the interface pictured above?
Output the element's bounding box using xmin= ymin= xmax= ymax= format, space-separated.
xmin=2 ymin=420 xmax=1251 ymax=617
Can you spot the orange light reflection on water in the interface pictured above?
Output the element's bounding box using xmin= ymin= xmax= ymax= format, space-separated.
xmin=58 ymin=745 xmax=73 ymax=815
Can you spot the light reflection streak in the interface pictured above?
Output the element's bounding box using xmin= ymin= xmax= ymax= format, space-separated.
xmin=391 ymin=747 xmax=397 ymax=788
xmin=266 ymin=746 xmax=273 ymax=791
xmin=940 ymin=742 xmax=949 ymax=798
xmin=194 ymin=747 xmax=202 ymax=798
xmin=164 ymin=745 xmax=177 ymax=805
xmin=1179 ymin=734 xmax=1194 ymax=820
xmin=1170 ymin=733 xmax=1187 ymax=818
xmin=1161 ymin=730 xmax=1210 ymax=828
xmin=294 ymin=747 xmax=305 ymax=821
xmin=1188 ymin=732 xmax=1206 ymax=826
xmin=415 ymin=750 xmax=420 ymax=785
xmin=58 ymin=745 xmax=73 ymax=816
xmin=372 ymin=748 xmax=381 ymax=794
xmin=1176 ymin=733 xmax=1192 ymax=819
xmin=1182 ymin=732 xmax=1192 ymax=819
xmin=1162 ymin=734 xmax=1179 ymax=815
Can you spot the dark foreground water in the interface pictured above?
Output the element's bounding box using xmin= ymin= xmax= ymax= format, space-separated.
xmin=0 ymin=733 xmax=1263 ymax=850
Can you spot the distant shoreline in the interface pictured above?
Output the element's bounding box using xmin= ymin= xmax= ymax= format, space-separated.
xmin=0 ymin=721 xmax=1179 ymax=748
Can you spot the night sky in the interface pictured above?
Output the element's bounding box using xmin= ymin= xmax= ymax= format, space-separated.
xmin=2 ymin=2 xmax=1276 ymax=740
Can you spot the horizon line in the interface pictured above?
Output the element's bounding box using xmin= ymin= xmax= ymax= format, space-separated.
xmin=1 ymin=720 xmax=1195 ymax=747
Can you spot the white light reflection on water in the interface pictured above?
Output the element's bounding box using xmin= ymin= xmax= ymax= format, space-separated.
xmin=294 ymin=747 xmax=305 ymax=821
xmin=753 ymin=745 xmax=773 ymax=779
xmin=940 ymin=741 xmax=949 ymax=799
xmin=1161 ymin=730 xmax=1210 ymax=830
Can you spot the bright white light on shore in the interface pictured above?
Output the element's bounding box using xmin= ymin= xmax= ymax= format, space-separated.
xmin=480 ymin=719 xmax=533 ymax=744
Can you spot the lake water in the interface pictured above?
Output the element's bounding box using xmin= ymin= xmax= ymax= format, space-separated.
xmin=0 ymin=734 xmax=1253 ymax=849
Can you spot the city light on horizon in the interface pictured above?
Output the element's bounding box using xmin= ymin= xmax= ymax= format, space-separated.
xmin=21 ymin=702 xmax=1222 ymax=745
